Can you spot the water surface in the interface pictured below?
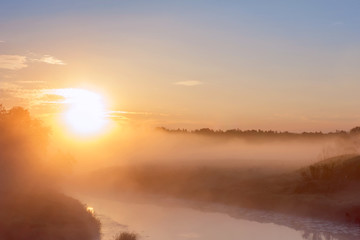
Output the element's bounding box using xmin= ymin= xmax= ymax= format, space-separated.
xmin=74 ymin=193 xmax=360 ymax=240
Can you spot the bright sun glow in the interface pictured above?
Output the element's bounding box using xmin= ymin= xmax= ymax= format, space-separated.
xmin=50 ymin=88 xmax=108 ymax=135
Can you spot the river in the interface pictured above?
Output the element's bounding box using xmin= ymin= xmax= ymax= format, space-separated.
xmin=73 ymin=192 xmax=360 ymax=240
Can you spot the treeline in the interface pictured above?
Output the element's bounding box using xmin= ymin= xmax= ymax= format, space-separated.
xmin=157 ymin=126 xmax=360 ymax=140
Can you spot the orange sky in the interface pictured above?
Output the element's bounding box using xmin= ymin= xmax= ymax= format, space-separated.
xmin=1 ymin=1 xmax=360 ymax=132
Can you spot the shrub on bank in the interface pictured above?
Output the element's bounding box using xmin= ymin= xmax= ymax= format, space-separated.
xmin=114 ymin=232 xmax=138 ymax=240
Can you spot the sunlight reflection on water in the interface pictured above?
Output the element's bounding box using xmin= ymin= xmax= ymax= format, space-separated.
xmin=87 ymin=206 xmax=95 ymax=215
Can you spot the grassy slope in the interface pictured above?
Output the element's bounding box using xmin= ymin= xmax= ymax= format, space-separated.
xmin=0 ymin=190 xmax=101 ymax=240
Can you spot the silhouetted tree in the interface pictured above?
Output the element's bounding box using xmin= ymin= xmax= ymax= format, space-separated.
xmin=0 ymin=105 xmax=50 ymax=192
xmin=350 ymin=126 xmax=360 ymax=134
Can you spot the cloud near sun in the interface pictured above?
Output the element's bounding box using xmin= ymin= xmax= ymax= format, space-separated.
xmin=174 ymin=81 xmax=203 ymax=86
xmin=0 ymin=54 xmax=65 ymax=70
xmin=0 ymin=55 xmax=28 ymax=70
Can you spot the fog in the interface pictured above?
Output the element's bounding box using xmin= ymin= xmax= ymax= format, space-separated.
xmin=2 ymin=106 xmax=360 ymax=240
xmin=59 ymin=126 xmax=359 ymax=176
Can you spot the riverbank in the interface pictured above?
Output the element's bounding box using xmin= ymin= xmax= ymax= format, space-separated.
xmin=77 ymin=154 xmax=360 ymax=227
xmin=0 ymin=189 xmax=101 ymax=240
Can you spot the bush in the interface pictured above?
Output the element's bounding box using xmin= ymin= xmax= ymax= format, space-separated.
xmin=114 ymin=232 xmax=138 ymax=240
xmin=297 ymin=159 xmax=347 ymax=193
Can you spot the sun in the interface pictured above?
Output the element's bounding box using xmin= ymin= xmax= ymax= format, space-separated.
xmin=56 ymin=89 xmax=108 ymax=135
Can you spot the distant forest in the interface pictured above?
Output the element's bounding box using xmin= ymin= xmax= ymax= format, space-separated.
xmin=157 ymin=126 xmax=360 ymax=140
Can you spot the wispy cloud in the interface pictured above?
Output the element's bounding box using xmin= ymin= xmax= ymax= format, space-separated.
xmin=0 ymin=86 xmax=174 ymax=125
xmin=174 ymin=80 xmax=203 ymax=86
xmin=0 ymin=53 xmax=66 ymax=71
xmin=0 ymin=55 xmax=28 ymax=70
xmin=40 ymin=94 xmax=66 ymax=103
xmin=108 ymin=110 xmax=169 ymax=117
xmin=15 ymin=80 xmax=46 ymax=84
xmin=109 ymin=110 xmax=154 ymax=115
xmin=33 ymin=55 xmax=66 ymax=65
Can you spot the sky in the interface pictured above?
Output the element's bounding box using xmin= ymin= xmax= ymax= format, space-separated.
xmin=1 ymin=0 xmax=360 ymax=132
